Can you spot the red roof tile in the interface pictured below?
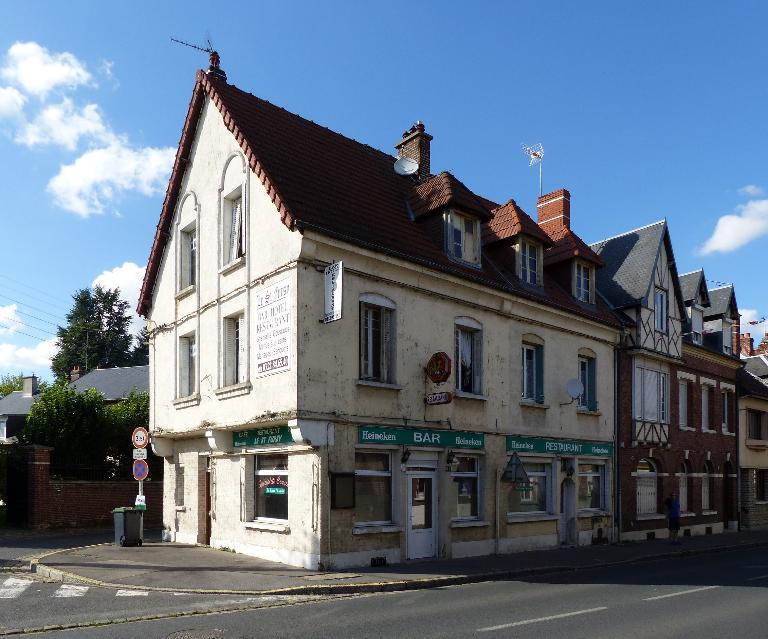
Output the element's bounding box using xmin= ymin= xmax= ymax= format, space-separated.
xmin=408 ymin=172 xmax=493 ymax=220
xmin=482 ymin=199 xmax=554 ymax=247
xmin=544 ymin=226 xmax=605 ymax=267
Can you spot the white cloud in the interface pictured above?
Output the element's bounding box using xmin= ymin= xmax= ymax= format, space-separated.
xmin=47 ymin=141 xmax=175 ymax=217
xmin=15 ymin=98 xmax=112 ymax=150
xmin=0 ymin=86 xmax=25 ymax=119
xmin=1 ymin=41 xmax=91 ymax=97
xmin=739 ymin=184 xmax=765 ymax=197
xmin=699 ymin=199 xmax=768 ymax=254
xmin=92 ymin=262 xmax=146 ymax=335
xmin=0 ymin=337 xmax=57 ymax=371
xmin=741 ymin=308 xmax=766 ymax=340
xmin=0 ymin=305 xmax=20 ymax=336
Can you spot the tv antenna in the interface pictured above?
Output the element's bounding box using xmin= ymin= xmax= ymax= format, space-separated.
xmin=170 ymin=37 xmax=214 ymax=55
xmin=522 ymin=143 xmax=544 ymax=195
xmin=171 ymin=37 xmax=226 ymax=80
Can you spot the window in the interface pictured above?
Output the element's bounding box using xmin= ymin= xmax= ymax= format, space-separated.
xmin=255 ymin=455 xmax=288 ymax=521
xmin=577 ymin=464 xmax=604 ymax=510
xmin=508 ymin=461 xmax=549 ymax=514
xmin=224 ymin=314 xmax=247 ymax=386
xmin=520 ymin=240 xmax=539 ymax=285
xmin=678 ymin=381 xmax=689 ymax=428
xmin=224 ymin=195 xmax=245 ymax=265
xmin=178 ymin=334 xmax=197 ymax=397
xmin=359 ymin=302 xmax=394 ymax=383
xmin=722 ymin=320 xmax=732 ymax=355
xmin=180 ymin=226 xmax=197 ymax=289
xmin=575 ymin=262 xmax=592 ymax=303
xmin=636 ymin=458 xmax=658 ymax=515
xmin=521 ymin=344 xmax=544 ymax=403
xmin=678 ymin=462 xmax=690 ymax=512
xmin=757 ymin=470 xmax=768 ymax=502
xmin=578 ymin=356 xmax=597 ymax=411
xmin=701 ymin=461 xmax=713 ymax=511
xmin=748 ymin=410 xmax=765 ymax=440
xmin=690 ymin=307 xmax=703 ymax=344
xmin=445 ymin=210 xmax=480 ymax=265
xmin=354 ymin=452 xmax=392 ymax=524
xmin=721 ymin=390 xmax=733 ymax=433
xmin=701 ymin=384 xmax=712 ymax=430
xmin=634 ymin=367 xmax=668 ymax=423
xmin=449 ymin=456 xmax=479 ymax=519
xmin=455 ymin=324 xmax=482 ymax=394
xmin=654 ymin=288 xmax=667 ymax=332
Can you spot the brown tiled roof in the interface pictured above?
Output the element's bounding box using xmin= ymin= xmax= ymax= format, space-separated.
xmin=137 ymin=71 xmax=619 ymax=330
xmin=482 ymin=199 xmax=554 ymax=247
xmin=544 ymin=226 xmax=605 ymax=267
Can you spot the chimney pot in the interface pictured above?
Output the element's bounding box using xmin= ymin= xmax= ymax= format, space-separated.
xmin=537 ymin=188 xmax=571 ymax=235
xmin=395 ymin=121 xmax=432 ymax=182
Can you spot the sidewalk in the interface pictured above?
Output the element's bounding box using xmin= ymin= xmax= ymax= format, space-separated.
xmin=31 ymin=529 xmax=768 ymax=595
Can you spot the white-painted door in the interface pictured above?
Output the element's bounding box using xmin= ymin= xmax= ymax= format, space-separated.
xmin=407 ymin=473 xmax=437 ymax=559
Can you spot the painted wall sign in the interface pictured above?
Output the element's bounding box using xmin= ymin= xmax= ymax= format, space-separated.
xmin=358 ymin=426 xmax=484 ymax=449
xmin=255 ymin=278 xmax=292 ymax=376
xmin=323 ymin=261 xmax=343 ymax=323
xmin=506 ymin=436 xmax=613 ymax=457
xmin=425 ymin=391 xmax=453 ymax=405
xmin=233 ymin=426 xmax=293 ymax=448
xmin=425 ymin=352 xmax=452 ymax=383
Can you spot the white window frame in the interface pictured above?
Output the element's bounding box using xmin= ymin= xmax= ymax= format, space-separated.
xmin=223 ymin=313 xmax=247 ymax=387
xmin=701 ymin=462 xmax=713 ymax=511
xmin=722 ymin=320 xmax=733 ymax=355
xmin=678 ymin=462 xmax=690 ymax=512
xmin=748 ymin=410 xmax=765 ymax=440
xmin=701 ymin=383 xmax=712 ymax=431
xmin=521 ymin=344 xmax=543 ymax=402
xmin=634 ymin=366 xmax=669 ymax=424
xmin=636 ymin=459 xmax=658 ymax=515
xmin=721 ymin=390 xmax=730 ymax=433
xmin=223 ymin=192 xmax=245 ymax=266
xmin=178 ymin=333 xmax=197 ymax=398
xmin=690 ymin=306 xmax=703 ymax=344
xmin=455 ymin=318 xmax=483 ymax=395
xmin=520 ymin=240 xmax=540 ymax=285
xmin=444 ymin=210 xmax=481 ymax=265
xmin=577 ymin=463 xmax=606 ymax=511
xmin=575 ymin=261 xmax=592 ymax=303
xmin=179 ymin=224 xmax=197 ymax=290
xmin=678 ymin=380 xmax=688 ymax=428
xmin=354 ymin=451 xmax=394 ymax=526
xmin=654 ymin=288 xmax=668 ymax=333
xmin=450 ymin=455 xmax=480 ymax=521
xmin=254 ymin=454 xmax=289 ymax=523
xmin=359 ymin=296 xmax=395 ymax=383
xmin=508 ymin=459 xmax=551 ymax=515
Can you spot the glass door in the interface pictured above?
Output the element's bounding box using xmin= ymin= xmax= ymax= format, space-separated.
xmin=407 ymin=473 xmax=436 ymax=559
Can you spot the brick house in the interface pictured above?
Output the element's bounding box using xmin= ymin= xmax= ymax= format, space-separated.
xmin=739 ymin=356 xmax=768 ymax=529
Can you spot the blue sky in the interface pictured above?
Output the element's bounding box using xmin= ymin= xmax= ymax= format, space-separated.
xmin=0 ymin=1 xmax=766 ymax=379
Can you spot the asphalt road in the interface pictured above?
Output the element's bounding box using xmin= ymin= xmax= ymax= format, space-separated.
xmin=7 ymin=546 xmax=768 ymax=638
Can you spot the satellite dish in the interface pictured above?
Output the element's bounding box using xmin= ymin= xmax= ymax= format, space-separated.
xmin=394 ymin=156 xmax=419 ymax=176
xmin=566 ymin=378 xmax=584 ymax=400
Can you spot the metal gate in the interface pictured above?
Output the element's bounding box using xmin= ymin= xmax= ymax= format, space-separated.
xmin=636 ymin=476 xmax=657 ymax=514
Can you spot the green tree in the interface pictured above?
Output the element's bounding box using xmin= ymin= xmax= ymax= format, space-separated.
xmin=129 ymin=325 xmax=149 ymax=366
xmin=51 ymin=286 xmax=135 ymax=382
xmin=0 ymin=373 xmax=23 ymax=398
xmin=106 ymin=391 xmax=149 ymax=463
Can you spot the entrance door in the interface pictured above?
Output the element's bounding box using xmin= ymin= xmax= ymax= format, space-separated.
xmin=560 ymin=477 xmax=576 ymax=546
xmin=407 ymin=473 xmax=437 ymax=559
xmin=204 ymin=459 xmax=212 ymax=545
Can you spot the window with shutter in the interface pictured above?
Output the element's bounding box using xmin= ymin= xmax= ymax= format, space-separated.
xmin=578 ymin=356 xmax=597 ymax=410
xmin=179 ymin=226 xmax=196 ymax=290
xmin=178 ymin=334 xmax=196 ymax=397
xmin=679 ymin=381 xmax=688 ymax=428
xmin=224 ymin=196 xmax=245 ymax=266
xmin=237 ymin=315 xmax=247 ymax=383
xmin=701 ymin=385 xmax=710 ymax=430
xmin=359 ymin=302 xmax=394 ymax=383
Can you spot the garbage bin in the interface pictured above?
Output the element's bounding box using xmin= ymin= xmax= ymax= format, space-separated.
xmin=112 ymin=507 xmax=144 ymax=547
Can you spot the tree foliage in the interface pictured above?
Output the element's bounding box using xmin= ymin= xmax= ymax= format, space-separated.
xmin=0 ymin=374 xmax=23 ymax=398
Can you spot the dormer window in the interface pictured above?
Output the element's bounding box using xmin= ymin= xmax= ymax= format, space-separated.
xmin=690 ymin=306 xmax=703 ymax=344
xmin=445 ymin=210 xmax=480 ymax=265
xmin=722 ymin=319 xmax=733 ymax=355
xmin=520 ymin=240 xmax=540 ymax=285
xmin=575 ymin=262 xmax=592 ymax=303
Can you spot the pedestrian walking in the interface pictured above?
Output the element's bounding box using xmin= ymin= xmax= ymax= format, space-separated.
xmin=665 ymin=492 xmax=681 ymax=544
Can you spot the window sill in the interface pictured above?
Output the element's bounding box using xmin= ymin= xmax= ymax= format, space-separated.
xmin=577 ymin=510 xmax=609 ymax=517
xmin=576 ymin=408 xmax=602 ymax=416
xmin=679 ymin=426 xmax=696 ymax=432
xmin=175 ymin=506 xmax=187 ymax=513
xmin=702 ymin=428 xmax=718 ymax=434
xmin=450 ymin=519 xmax=490 ymax=528
xmin=244 ymin=520 xmax=290 ymax=533
xmin=721 ymin=429 xmax=735 ymax=437
xmin=175 ymin=285 xmax=196 ymax=301
xmin=215 ymin=382 xmax=252 ymax=399
xmin=519 ymin=400 xmax=549 ymax=410
xmin=506 ymin=513 xmax=558 ymax=523
xmin=219 ymin=256 xmax=245 ymax=275
xmin=636 ymin=513 xmax=666 ymax=521
xmin=454 ymin=390 xmax=488 ymax=401
xmin=746 ymin=439 xmax=768 ymax=449
xmin=701 ymin=510 xmax=718 ymax=516
xmin=755 ymin=501 xmax=768 ymax=505
xmin=356 ymin=379 xmax=403 ymax=391
xmin=681 ymin=512 xmax=696 ymax=518
xmin=173 ymin=394 xmax=200 ymax=409
xmin=352 ymin=524 xmax=400 ymax=535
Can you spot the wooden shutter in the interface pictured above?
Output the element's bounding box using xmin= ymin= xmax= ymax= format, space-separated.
xmin=534 ymin=344 xmax=544 ymax=404
xmin=228 ymin=201 xmax=240 ymax=263
xmin=180 ymin=231 xmax=190 ymax=288
xmin=587 ymin=358 xmax=597 ymax=411
xmin=238 ymin=315 xmax=247 ymax=384
xmin=224 ymin=318 xmax=235 ymax=386
xmin=472 ymin=330 xmax=483 ymax=394
xmin=179 ymin=338 xmax=190 ymax=396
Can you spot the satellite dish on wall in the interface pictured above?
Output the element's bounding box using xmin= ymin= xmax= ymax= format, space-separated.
xmin=394 ymin=156 xmax=419 ymax=176
xmin=566 ymin=378 xmax=584 ymax=400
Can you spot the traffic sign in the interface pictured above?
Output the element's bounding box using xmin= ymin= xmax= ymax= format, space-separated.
xmin=133 ymin=448 xmax=148 ymax=460
xmin=132 ymin=427 xmax=149 ymax=449
xmin=132 ymin=459 xmax=149 ymax=481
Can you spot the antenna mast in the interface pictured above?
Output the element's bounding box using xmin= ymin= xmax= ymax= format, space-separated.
xmin=170 ymin=37 xmax=226 ymax=80
xmin=522 ymin=143 xmax=544 ymax=196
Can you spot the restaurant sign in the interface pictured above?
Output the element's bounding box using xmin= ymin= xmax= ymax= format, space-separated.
xmin=233 ymin=426 xmax=293 ymax=448
xmin=506 ymin=436 xmax=613 ymax=457
xmin=359 ymin=425 xmax=484 ymax=449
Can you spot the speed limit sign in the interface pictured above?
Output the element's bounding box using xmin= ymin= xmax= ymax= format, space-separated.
xmin=132 ymin=427 xmax=149 ymax=449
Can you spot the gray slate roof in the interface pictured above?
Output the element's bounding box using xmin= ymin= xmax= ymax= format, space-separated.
xmin=69 ymin=365 xmax=148 ymax=401
xmin=705 ymin=285 xmax=736 ymax=319
xmin=0 ymin=391 xmax=39 ymax=417
xmin=679 ymin=270 xmax=709 ymax=306
xmin=738 ymin=368 xmax=768 ymax=399
xmin=745 ymin=355 xmax=768 ymax=379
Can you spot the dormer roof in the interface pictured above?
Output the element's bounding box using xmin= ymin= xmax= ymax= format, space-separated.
xmin=704 ymin=285 xmax=738 ymax=321
xmin=408 ymin=171 xmax=493 ymax=221
xmin=679 ymin=270 xmax=710 ymax=307
xmin=482 ymin=199 xmax=554 ymax=247
xmin=544 ymin=225 xmax=605 ymax=268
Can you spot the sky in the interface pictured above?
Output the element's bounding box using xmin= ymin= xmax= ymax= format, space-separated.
xmin=0 ymin=1 xmax=766 ymax=380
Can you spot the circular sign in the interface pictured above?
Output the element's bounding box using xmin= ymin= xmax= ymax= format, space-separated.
xmin=133 ymin=459 xmax=149 ymax=481
xmin=132 ymin=427 xmax=150 ymax=449
xmin=425 ymin=352 xmax=452 ymax=383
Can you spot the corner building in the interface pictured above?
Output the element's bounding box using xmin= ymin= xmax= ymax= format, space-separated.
xmin=138 ymin=61 xmax=620 ymax=568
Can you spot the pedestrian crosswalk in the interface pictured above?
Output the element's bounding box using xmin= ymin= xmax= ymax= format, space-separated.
xmin=0 ymin=577 xmax=32 ymax=598
xmin=53 ymin=584 xmax=89 ymax=597
xmin=0 ymin=577 xmax=160 ymax=600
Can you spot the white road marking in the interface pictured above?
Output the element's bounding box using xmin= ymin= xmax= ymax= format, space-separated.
xmin=478 ymin=607 xmax=608 ymax=631
xmin=115 ymin=589 xmax=149 ymax=597
xmin=746 ymin=574 xmax=768 ymax=582
xmin=53 ymin=584 xmax=89 ymax=597
xmin=173 ymin=592 xmax=195 ymax=596
xmin=643 ymin=585 xmax=719 ymax=601
xmin=0 ymin=578 xmax=33 ymax=599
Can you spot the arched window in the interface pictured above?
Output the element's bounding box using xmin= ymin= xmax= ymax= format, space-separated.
xmin=678 ymin=461 xmax=691 ymax=512
xmin=636 ymin=458 xmax=658 ymax=515
xmin=702 ymin=461 xmax=714 ymax=511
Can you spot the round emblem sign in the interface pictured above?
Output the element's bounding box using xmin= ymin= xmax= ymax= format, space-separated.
xmin=133 ymin=459 xmax=149 ymax=481
xmin=425 ymin=352 xmax=452 ymax=383
xmin=132 ymin=427 xmax=149 ymax=449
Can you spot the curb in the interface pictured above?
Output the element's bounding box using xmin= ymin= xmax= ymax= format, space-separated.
xmin=29 ymin=538 xmax=768 ymax=597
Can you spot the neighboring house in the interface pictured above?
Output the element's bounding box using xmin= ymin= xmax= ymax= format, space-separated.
xmin=0 ymin=376 xmax=40 ymax=443
xmin=591 ymin=224 xmax=740 ymax=540
xmin=745 ymin=354 xmax=768 ymax=382
xmin=69 ymin=365 xmax=149 ymax=401
xmin=137 ymin=57 xmax=621 ymax=569
xmin=737 ymin=364 xmax=768 ymax=529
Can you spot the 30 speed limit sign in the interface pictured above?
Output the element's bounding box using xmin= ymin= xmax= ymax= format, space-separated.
xmin=132 ymin=427 xmax=149 ymax=449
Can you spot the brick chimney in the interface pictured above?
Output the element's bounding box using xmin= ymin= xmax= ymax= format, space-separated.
xmin=22 ymin=375 xmax=38 ymax=397
xmin=740 ymin=333 xmax=754 ymax=357
xmin=537 ymin=189 xmax=571 ymax=236
xmin=394 ymin=121 xmax=432 ymax=182
xmin=756 ymin=334 xmax=768 ymax=356
xmin=70 ymin=366 xmax=82 ymax=383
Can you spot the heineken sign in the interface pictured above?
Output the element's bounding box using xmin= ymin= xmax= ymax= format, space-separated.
xmin=506 ymin=436 xmax=613 ymax=457
xmin=358 ymin=426 xmax=484 ymax=449
xmin=233 ymin=426 xmax=293 ymax=448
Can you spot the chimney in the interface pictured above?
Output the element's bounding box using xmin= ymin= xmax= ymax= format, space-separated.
xmin=740 ymin=332 xmax=754 ymax=357
xmin=70 ymin=366 xmax=82 ymax=383
xmin=756 ymin=334 xmax=768 ymax=356
xmin=22 ymin=375 xmax=38 ymax=397
xmin=537 ymin=189 xmax=571 ymax=236
xmin=206 ymin=50 xmax=227 ymax=81
xmin=394 ymin=121 xmax=432 ymax=182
